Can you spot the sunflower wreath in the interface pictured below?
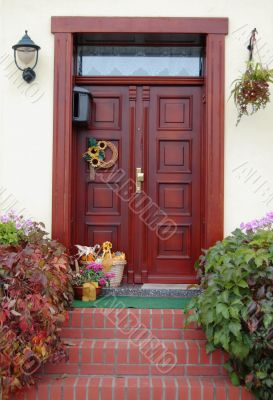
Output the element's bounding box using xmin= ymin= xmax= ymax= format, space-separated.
xmin=83 ymin=137 xmax=118 ymax=180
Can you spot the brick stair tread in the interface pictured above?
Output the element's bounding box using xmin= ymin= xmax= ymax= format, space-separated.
xmin=62 ymin=338 xmax=219 ymax=345
xmin=13 ymin=375 xmax=255 ymax=400
xmin=62 ymin=338 xmax=217 ymax=345
xmin=42 ymin=338 xmax=227 ymax=376
xmin=64 ymin=308 xmax=193 ymax=319
xmin=61 ymin=326 xmax=205 ymax=340
xmin=63 ymin=308 xmax=199 ymax=330
xmin=62 ymin=308 xmax=205 ymax=340
xmin=60 ymin=338 xmax=227 ymax=365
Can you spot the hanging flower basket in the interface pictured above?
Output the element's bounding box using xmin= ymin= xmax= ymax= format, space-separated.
xmin=230 ymin=28 xmax=273 ymax=125
xmin=231 ymin=62 xmax=273 ymax=124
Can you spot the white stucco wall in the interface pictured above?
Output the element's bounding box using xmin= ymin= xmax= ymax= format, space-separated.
xmin=0 ymin=0 xmax=273 ymax=236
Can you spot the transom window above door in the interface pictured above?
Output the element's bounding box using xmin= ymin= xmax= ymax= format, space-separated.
xmin=76 ymin=33 xmax=204 ymax=77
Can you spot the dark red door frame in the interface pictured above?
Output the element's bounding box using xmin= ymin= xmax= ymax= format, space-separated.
xmin=51 ymin=17 xmax=228 ymax=252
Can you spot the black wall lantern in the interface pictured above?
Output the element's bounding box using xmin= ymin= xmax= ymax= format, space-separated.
xmin=12 ymin=31 xmax=41 ymax=83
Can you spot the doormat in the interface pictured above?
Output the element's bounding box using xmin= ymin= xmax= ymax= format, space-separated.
xmin=141 ymin=284 xmax=199 ymax=290
xmin=73 ymin=296 xmax=193 ymax=309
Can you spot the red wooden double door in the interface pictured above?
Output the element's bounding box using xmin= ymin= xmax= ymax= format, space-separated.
xmin=74 ymin=85 xmax=202 ymax=283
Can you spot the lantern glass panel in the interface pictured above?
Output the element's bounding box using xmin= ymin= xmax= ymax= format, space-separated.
xmin=17 ymin=47 xmax=36 ymax=65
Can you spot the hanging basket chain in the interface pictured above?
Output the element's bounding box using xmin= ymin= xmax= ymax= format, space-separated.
xmin=247 ymin=28 xmax=263 ymax=66
xmin=247 ymin=28 xmax=257 ymax=62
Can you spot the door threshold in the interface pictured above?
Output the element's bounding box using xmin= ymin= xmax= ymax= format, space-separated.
xmin=102 ymin=283 xmax=200 ymax=298
xmin=142 ymin=283 xmax=198 ymax=290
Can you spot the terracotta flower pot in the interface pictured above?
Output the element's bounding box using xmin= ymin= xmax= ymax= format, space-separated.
xmin=73 ymin=286 xmax=83 ymax=300
xmin=73 ymin=285 xmax=102 ymax=300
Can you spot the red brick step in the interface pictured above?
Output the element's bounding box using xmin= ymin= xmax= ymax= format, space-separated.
xmin=41 ymin=339 xmax=228 ymax=377
xmin=61 ymin=308 xmax=206 ymax=340
xmin=13 ymin=375 xmax=254 ymax=400
xmin=12 ymin=308 xmax=255 ymax=399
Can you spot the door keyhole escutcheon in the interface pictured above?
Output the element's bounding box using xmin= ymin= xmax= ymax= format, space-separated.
xmin=136 ymin=168 xmax=144 ymax=193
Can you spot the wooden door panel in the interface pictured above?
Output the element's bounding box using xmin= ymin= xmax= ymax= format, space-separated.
xmin=157 ymin=225 xmax=191 ymax=259
xmin=158 ymin=96 xmax=192 ymax=130
xmin=144 ymin=86 xmax=201 ymax=283
xmin=86 ymin=182 xmax=120 ymax=215
xmin=158 ymin=182 xmax=192 ymax=216
xmin=158 ymin=140 xmax=192 ymax=173
xmin=91 ymin=96 xmax=121 ymax=130
xmin=86 ymin=224 xmax=119 ymax=250
xmin=74 ymin=86 xmax=131 ymax=272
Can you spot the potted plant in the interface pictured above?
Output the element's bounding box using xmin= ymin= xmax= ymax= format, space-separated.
xmin=71 ymin=273 xmax=91 ymax=300
xmin=231 ymin=28 xmax=273 ymax=125
xmin=72 ymin=261 xmax=114 ymax=300
xmin=231 ymin=61 xmax=273 ymax=124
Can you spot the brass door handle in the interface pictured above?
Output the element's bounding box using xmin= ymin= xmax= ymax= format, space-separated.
xmin=136 ymin=168 xmax=144 ymax=193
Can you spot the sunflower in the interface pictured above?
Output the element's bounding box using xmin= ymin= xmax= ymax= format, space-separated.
xmin=88 ymin=146 xmax=99 ymax=157
xmin=98 ymin=141 xmax=107 ymax=150
xmin=90 ymin=157 xmax=101 ymax=168
xmin=102 ymin=241 xmax=112 ymax=251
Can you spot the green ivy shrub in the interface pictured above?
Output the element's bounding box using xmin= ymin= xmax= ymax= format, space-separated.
xmin=186 ymin=220 xmax=273 ymax=400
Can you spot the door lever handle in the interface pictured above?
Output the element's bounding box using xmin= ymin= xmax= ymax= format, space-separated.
xmin=136 ymin=168 xmax=144 ymax=193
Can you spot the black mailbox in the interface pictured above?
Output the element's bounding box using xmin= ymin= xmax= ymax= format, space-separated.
xmin=73 ymin=86 xmax=91 ymax=123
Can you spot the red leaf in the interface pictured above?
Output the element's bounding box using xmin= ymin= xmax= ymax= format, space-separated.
xmin=0 ymin=310 xmax=6 ymax=323
xmin=19 ymin=319 xmax=29 ymax=332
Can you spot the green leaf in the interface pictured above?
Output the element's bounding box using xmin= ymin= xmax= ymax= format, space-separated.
xmin=221 ymin=290 xmax=229 ymax=303
xmin=205 ymin=342 xmax=215 ymax=354
xmin=203 ymin=310 xmax=214 ymax=324
xmin=263 ymin=313 xmax=273 ymax=329
xmin=216 ymin=303 xmax=230 ymax=319
xmin=230 ymin=371 xmax=240 ymax=386
xmin=229 ymin=321 xmax=241 ymax=337
xmin=244 ymin=252 xmax=255 ymax=263
xmin=224 ymin=360 xmax=234 ymax=373
xmin=184 ymin=313 xmax=198 ymax=327
xmin=88 ymin=137 xmax=97 ymax=147
xmin=256 ymin=371 xmax=267 ymax=380
xmin=229 ymin=307 xmax=240 ymax=319
xmin=230 ymin=340 xmax=250 ymax=360
xmin=237 ymin=280 xmax=248 ymax=288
